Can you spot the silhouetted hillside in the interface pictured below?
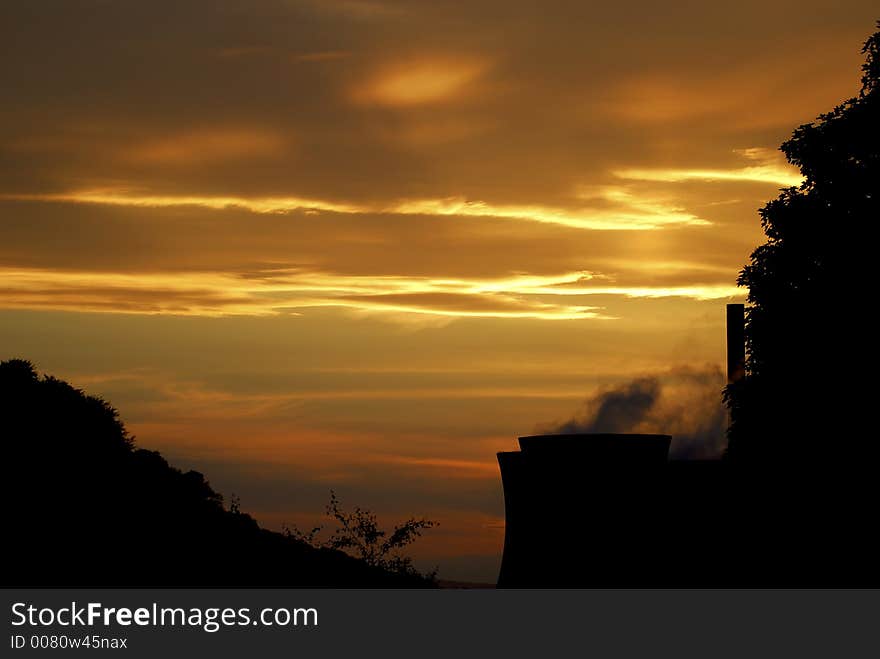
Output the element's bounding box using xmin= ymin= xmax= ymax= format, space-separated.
xmin=2 ymin=359 xmax=432 ymax=587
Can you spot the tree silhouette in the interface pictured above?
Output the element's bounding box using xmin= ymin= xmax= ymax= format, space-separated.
xmin=725 ymin=23 xmax=880 ymax=465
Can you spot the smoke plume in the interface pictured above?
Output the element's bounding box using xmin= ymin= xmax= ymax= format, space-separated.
xmin=538 ymin=365 xmax=727 ymax=459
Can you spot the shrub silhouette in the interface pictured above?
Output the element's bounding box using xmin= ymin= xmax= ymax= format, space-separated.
xmin=2 ymin=359 xmax=433 ymax=587
xmin=286 ymin=490 xmax=437 ymax=581
xmin=725 ymin=23 xmax=880 ymax=465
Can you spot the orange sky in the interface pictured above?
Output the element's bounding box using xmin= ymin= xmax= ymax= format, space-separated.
xmin=1 ymin=1 xmax=876 ymax=581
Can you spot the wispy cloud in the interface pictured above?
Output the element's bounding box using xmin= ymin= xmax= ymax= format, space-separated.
xmin=1 ymin=190 xmax=364 ymax=215
xmin=391 ymin=194 xmax=709 ymax=230
xmin=1 ymin=188 xmax=710 ymax=231
xmin=125 ymin=128 xmax=287 ymax=165
xmin=0 ymin=267 xmax=742 ymax=319
xmin=614 ymin=148 xmax=803 ymax=187
xmin=352 ymin=58 xmax=490 ymax=106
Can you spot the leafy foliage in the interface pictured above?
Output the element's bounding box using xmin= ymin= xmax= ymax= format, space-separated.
xmin=725 ymin=23 xmax=879 ymax=463
xmin=287 ymin=491 xmax=437 ymax=581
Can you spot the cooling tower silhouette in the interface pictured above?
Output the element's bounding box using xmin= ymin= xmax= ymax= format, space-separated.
xmin=496 ymin=433 xmax=672 ymax=587
xmin=493 ymin=303 xmax=880 ymax=586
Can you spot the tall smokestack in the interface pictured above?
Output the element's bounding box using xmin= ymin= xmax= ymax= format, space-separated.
xmin=726 ymin=303 xmax=745 ymax=384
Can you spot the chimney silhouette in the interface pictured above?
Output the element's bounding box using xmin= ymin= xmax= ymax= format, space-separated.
xmin=726 ymin=303 xmax=745 ymax=384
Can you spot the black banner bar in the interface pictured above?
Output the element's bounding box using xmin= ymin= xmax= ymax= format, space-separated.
xmin=3 ymin=589 xmax=878 ymax=658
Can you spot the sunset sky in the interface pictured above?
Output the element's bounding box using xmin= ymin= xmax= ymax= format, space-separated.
xmin=2 ymin=1 xmax=876 ymax=581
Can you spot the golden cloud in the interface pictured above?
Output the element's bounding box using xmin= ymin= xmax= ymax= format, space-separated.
xmin=2 ymin=190 xmax=363 ymax=215
xmin=390 ymin=194 xmax=709 ymax=230
xmin=614 ymin=148 xmax=803 ymax=187
xmin=125 ymin=128 xmax=287 ymax=165
xmin=0 ymin=267 xmax=742 ymax=319
xmin=1 ymin=187 xmax=710 ymax=230
xmin=352 ymin=58 xmax=489 ymax=106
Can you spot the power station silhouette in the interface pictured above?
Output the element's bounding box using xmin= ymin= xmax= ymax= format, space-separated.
xmin=495 ymin=303 xmax=876 ymax=587
xmin=497 ymin=432 xmax=675 ymax=586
